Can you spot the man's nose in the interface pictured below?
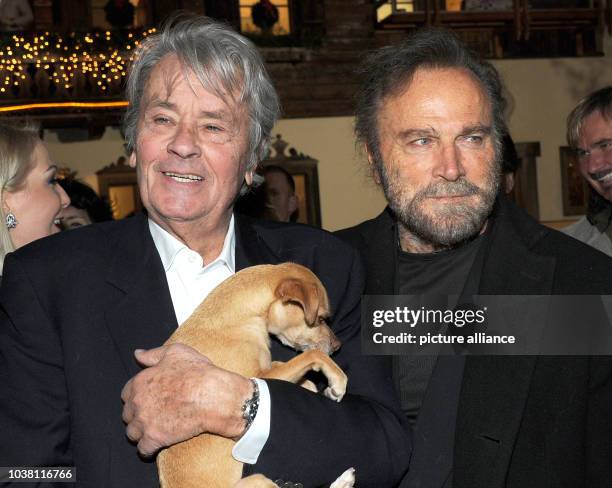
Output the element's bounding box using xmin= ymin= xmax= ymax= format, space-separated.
xmin=167 ymin=124 xmax=202 ymax=159
xmin=434 ymin=144 xmax=466 ymax=181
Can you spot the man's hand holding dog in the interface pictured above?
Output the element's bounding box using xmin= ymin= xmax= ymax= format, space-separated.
xmin=121 ymin=343 xmax=253 ymax=456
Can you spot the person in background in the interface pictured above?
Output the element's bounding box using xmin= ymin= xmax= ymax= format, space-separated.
xmin=234 ymin=165 xmax=298 ymax=222
xmin=0 ymin=121 xmax=69 ymax=274
xmin=104 ymin=0 xmax=135 ymax=29
xmin=563 ymin=86 xmax=612 ymax=256
xmin=263 ymin=165 xmax=298 ymax=222
xmin=58 ymin=177 xmax=113 ymax=229
xmin=251 ymin=0 xmax=279 ymax=36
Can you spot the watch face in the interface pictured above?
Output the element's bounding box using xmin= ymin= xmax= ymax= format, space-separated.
xmin=242 ymin=379 xmax=260 ymax=428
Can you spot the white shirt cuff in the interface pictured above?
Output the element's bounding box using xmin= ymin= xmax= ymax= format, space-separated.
xmin=232 ymin=378 xmax=271 ymax=464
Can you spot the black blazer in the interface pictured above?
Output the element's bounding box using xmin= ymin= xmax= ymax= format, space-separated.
xmin=0 ymin=214 xmax=411 ymax=488
xmin=337 ymin=198 xmax=612 ymax=488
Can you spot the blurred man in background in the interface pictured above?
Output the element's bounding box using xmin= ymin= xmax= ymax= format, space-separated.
xmin=263 ymin=165 xmax=298 ymax=222
xmin=564 ymin=86 xmax=612 ymax=256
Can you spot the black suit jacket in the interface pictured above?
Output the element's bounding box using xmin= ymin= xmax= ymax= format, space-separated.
xmin=337 ymin=198 xmax=612 ymax=488
xmin=0 ymin=214 xmax=411 ymax=487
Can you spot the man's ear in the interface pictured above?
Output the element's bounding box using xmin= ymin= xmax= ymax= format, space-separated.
xmin=245 ymin=170 xmax=254 ymax=187
xmin=365 ymin=144 xmax=382 ymax=185
xmin=274 ymin=278 xmax=319 ymax=325
xmin=288 ymin=194 xmax=298 ymax=214
xmin=128 ymin=151 xmax=137 ymax=169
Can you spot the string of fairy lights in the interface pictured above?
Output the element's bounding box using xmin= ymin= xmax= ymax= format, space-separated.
xmin=0 ymin=28 xmax=156 ymax=96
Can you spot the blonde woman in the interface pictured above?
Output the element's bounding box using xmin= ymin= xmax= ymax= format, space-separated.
xmin=0 ymin=121 xmax=69 ymax=274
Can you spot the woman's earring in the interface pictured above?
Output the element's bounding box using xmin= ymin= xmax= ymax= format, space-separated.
xmin=6 ymin=212 xmax=17 ymax=229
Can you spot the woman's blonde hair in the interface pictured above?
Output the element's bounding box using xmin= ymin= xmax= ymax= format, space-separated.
xmin=0 ymin=120 xmax=40 ymax=273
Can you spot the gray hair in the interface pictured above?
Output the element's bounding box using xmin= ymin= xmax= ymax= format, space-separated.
xmin=354 ymin=28 xmax=506 ymax=174
xmin=566 ymin=86 xmax=612 ymax=148
xmin=0 ymin=120 xmax=39 ymax=273
xmin=123 ymin=14 xmax=280 ymax=192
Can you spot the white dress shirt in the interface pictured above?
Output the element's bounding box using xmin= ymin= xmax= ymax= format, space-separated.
xmin=148 ymin=216 xmax=270 ymax=464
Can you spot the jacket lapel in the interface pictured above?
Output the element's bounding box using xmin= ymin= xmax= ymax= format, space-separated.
xmin=478 ymin=199 xmax=556 ymax=295
xmin=103 ymin=215 xmax=178 ymax=379
xmin=360 ymin=208 xmax=397 ymax=295
xmin=455 ymin=199 xmax=557 ymax=488
xmin=234 ymin=214 xmax=280 ymax=270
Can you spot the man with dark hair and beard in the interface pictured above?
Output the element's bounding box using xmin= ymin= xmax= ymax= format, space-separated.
xmin=338 ymin=28 xmax=612 ymax=487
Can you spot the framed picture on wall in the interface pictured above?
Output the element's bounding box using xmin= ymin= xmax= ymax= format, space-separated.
xmin=96 ymin=155 xmax=142 ymax=219
xmin=560 ymin=146 xmax=589 ymax=216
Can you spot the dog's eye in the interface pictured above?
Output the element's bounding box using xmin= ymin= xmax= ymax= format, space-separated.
xmin=318 ymin=316 xmax=328 ymax=325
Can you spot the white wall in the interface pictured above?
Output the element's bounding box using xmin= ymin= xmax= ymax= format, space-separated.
xmin=273 ymin=117 xmax=386 ymax=231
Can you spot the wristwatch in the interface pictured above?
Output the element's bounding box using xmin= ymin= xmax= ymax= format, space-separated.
xmin=241 ymin=378 xmax=260 ymax=433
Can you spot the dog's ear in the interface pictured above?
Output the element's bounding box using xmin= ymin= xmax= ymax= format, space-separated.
xmin=275 ymin=278 xmax=319 ymax=325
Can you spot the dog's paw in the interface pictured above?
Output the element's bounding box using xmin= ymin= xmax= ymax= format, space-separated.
xmin=323 ymin=385 xmax=345 ymax=402
xmin=324 ymin=371 xmax=347 ymax=402
xmin=298 ymin=378 xmax=318 ymax=393
xmin=329 ymin=468 xmax=355 ymax=488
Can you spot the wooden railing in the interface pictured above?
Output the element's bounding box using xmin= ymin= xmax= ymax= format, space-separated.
xmin=376 ymin=0 xmax=611 ymax=58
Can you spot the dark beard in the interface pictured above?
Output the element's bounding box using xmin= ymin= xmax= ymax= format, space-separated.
xmin=379 ymin=161 xmax=501 ymax=249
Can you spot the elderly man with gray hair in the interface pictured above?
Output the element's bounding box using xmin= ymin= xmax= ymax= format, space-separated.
xmin=0 ymin=15 xmax=410 ymax=487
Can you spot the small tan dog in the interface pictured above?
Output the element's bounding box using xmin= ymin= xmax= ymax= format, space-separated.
xmin=157 ymin=263 xmax=349 ymax=488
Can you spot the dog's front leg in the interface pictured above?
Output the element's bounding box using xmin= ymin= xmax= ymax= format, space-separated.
xmin=260 ymin=350 xmax=347 ymax=401
xmin=269 ymin=361 xmax=318 ymax=393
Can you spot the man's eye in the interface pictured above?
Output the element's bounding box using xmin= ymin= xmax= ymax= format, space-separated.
xmin=412 ymin=137 xmax=430 ymax=146
xmin=153 ymin=116 xmax=170 ymax=125
xmin=465 ymin=135 xmax=483 ymax=144
xmin=204 ymin=124 xmax=223 ymax=133
xmin=597 ymin=141 xmax=612 ymax=151
xmin=575 ymin=148 xmax=589 ymax=158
